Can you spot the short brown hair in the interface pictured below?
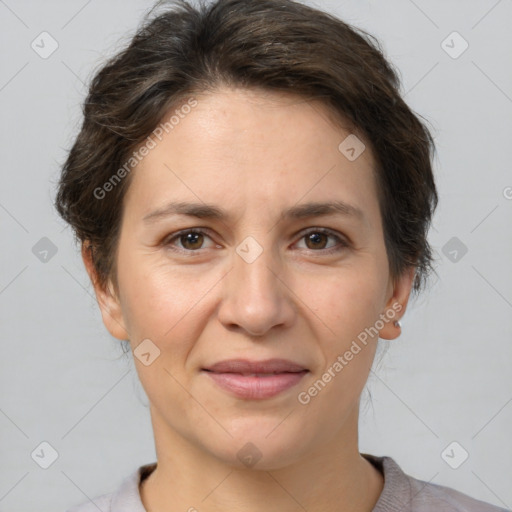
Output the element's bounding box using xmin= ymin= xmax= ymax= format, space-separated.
xmin=55 ymin=0 xmax=439 ymax=297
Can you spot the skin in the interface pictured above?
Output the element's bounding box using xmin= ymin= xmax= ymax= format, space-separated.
xmin=83 ymin=86 xmax=415 ymax=512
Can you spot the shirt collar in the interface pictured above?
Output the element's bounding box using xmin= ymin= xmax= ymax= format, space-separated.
xmin=362 ymin=453 xmax=413 ymax=511
xmin=110 ymin=462 xmax=156 ymax=512
xmin=109 ymin=455 xmax=406 ymax=511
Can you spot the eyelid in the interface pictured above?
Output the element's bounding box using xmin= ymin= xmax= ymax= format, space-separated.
xmin=163 ymin=227 xmax=218 ymax=252
xmin=163 ymin=226 xmax=350 ymax=254
xmin=294 ymin=227 xmax=350 ymax=253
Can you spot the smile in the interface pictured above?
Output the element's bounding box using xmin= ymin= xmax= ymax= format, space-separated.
xmin=201 ymin=358 xmax=309 ymax=400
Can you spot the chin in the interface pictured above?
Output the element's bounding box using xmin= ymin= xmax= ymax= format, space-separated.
xmin=202 ymin=418 xmax=313 ymax=471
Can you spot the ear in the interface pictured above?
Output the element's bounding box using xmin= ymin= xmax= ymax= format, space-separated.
xmin=378 ymin=266 xmax=416 ymax=340
xmin=81 ymin=242 xmax=129 ymax=341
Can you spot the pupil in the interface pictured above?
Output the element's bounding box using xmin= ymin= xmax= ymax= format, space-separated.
xmin=308 ymin=233 xmax=326 ymax=249
xmin=183 ymin=233 xmax=202 ymax=249
xmin=179 ymin=232 xmax=328 ymax=251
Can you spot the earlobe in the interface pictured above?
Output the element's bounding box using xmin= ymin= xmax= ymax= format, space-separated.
xmin=81 ymin=242 xmax=129 ymax=341
xmin=378 ymin=266 xmax=416 ymax=340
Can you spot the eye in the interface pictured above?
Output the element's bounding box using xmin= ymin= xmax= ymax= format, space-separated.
xmin=294 ymin=228 xmax=349 ymax=254
xmin=163 ymin=227 xmax=349 ymax=255
xmin=164 ymin=229 xmax=217 ymax=252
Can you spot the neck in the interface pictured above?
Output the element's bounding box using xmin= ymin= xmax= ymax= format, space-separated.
xmin=140 ymin=405 xmax=383 ymax=512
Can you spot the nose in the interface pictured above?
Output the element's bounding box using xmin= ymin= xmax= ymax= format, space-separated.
xmin=217 ymin=238 xmax=296 ymax=337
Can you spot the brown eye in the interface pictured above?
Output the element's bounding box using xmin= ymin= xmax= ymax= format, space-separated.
xmin=304 ymin=232 xmax=329 ymax=250
xmin=295 ymin=228 xmax=349 ymax=254
xmin=165 ymin=229 xmax=216 ymax=253
xmin=180 ymin=232 xmax=204 ymax=250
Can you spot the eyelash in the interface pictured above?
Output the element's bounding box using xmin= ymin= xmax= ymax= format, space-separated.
xmin=163 ymin=227 xmax=349 ymax=256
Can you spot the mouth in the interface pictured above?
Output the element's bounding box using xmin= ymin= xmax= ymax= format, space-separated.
xmin=201 ymin=359 xmax=309 ymax=400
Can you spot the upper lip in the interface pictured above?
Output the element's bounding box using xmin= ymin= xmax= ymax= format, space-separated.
xmin=203 ymin=358 xmax=308 ymax=374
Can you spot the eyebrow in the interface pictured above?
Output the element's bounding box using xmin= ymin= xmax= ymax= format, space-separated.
xmin=142 ymin=200 xmax=365 ymax=225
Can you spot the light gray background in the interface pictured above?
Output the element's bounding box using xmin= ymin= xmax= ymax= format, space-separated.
xmin=1 ymin=1 xmax=511 ymax=511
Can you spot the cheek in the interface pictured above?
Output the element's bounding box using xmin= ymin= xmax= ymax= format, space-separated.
xmin=117 ymin=257 xmax=206 ymax=397
xmin=299 ymin=273 xmax=382 ymax=409
xmin=117 ymin=253 xmax=216 ymax=349
xmin=117 ymin=232 xmax=386 ymax=348
xmin=299 ymin=266 xmax=384 ymax=336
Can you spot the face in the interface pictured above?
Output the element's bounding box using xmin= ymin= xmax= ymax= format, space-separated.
xmin=86 ymin=86 xmax=414 ymax=470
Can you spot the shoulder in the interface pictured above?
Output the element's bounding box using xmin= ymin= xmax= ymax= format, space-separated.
xmin=363 ymin=453 xmax=510 ymax=512
xmin=66 ymin=492 xmax=112 ymax=512
xmin=405 ymin=474 xmax=509 ymax=512
xmin=65 ymin=462 xmax=156 ymax=512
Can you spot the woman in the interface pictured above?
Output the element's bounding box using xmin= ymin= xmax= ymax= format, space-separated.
xmin=56 ymin=0 xmax=508 ymax=510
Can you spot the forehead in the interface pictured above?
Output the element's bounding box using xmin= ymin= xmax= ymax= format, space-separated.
xmin=122 ymin=86 xmax=380 ymax=230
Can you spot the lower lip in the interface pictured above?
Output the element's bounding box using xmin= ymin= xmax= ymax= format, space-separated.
xmin=203 ymin=371 xmax=308 ymax=399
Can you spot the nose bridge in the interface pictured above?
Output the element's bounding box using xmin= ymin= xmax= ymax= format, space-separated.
xmin=234 ymin=233 xmax=279 ymax=296
xmin=218 ymin=232 xmax=294 ymax=335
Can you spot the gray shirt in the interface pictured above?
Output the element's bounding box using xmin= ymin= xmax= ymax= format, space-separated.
xmin=66 ymin=453 xmax=509 ymax=511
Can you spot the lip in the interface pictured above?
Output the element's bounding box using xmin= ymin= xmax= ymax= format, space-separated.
xmin=202 ymin=358 xmax=309 ymax=400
